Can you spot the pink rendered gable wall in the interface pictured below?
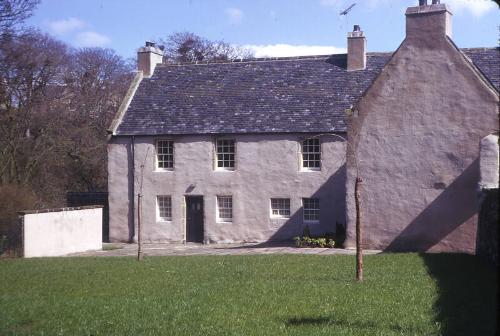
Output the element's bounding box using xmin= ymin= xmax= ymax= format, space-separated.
xmin=344 ymin=3 xmax=499 ymax=252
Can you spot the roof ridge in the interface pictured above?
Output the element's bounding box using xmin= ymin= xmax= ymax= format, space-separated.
xmin=157 ymin=52 xmax=397 ymax=68
xmin=459 ymin=47 xmax=499 ymax=52
xmin=159 ymin=55 xmax=333 ymax=67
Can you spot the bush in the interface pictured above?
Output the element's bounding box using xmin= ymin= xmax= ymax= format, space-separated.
xmin=294 ymin=236 xmax=335 ymax=248
xmin=0 ymin=184 xmax=38 ymax=255
xmin=294 ymin=224 xmax=345 ymax=248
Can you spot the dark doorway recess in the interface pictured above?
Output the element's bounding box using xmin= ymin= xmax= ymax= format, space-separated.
xmin=186 ymin=196 xmax=204 ymax=243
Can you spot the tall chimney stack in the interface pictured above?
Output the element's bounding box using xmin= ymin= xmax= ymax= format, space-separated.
xmin=137 ymin=41 xmax=164 ymax=78
xmin=406 ymin=1 xmax=452 ymax=40
xmin=347 ymin=25 xmax=366 ymax=71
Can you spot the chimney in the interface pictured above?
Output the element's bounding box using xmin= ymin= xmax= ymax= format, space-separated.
xmin=347 ymin=25 xmax=366 ymax=71
xmin=137 ymin=41 xmax=164 ymax=78
xmin=406 ymin=0 xmax=452 ymax=40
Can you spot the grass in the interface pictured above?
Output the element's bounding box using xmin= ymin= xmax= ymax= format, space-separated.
xmin=0 ymin=253 xmax=497 ymax=336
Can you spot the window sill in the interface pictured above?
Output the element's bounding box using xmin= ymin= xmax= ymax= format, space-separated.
xmin=157 ymin=220 xmax=172 ymax=223
xmin=300 ymin=168 xmax=321 ymax=172
xmin=304 ymin=220 xmax=320 ymax=225
xmin=155 ymin=169 xmax=174 ymax=173
xmin=217 ymin=221 xmax=233 ymax=224
xmin=270 ymin=216 xmax=290 ymax=220
xmin=214 ymin=168 xmax=235 ymax=172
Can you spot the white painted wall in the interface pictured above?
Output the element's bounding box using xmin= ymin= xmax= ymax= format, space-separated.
xmin=23 ymin=207 xmax=102 ymax=257
xmin=108 ymin=134 xmax=346 ymax=243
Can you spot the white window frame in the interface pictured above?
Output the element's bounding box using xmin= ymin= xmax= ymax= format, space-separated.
xmin=303 ymin=198 xmax=320 ymax=223
xmin=270 ymin=198 xmax=291 ymax=218
xmin=217 ymin=196 xmax=233 ymax=223
xmin=215 ymin=139 xmax=235 ymax=171
xmin=155 ymin=139 xmax=174 ymax=171
xmin=156 ymin=195 xmax=172 ymax=222
xmin=301 ymin=138 xmax=321 ymax=171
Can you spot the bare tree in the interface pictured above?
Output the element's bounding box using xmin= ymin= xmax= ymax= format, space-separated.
xmin=0 ymin=0 xmax=40 ymax=32
xmin=304 ymin=131 xmax=363 ymax=281
xmin=0 ymin=31 xmax=133 ymax=207
xmin=135 ymin=148 xmax=149 ymax=261
xmin=354 ymin=175 xmax=363 ymax=281
xmin=0 ymin=30 xmax=69 ymax=191
xmin=61 ymin=48 xmax=133 ymax=192
xmin=346 ymin=111 xmax=364 ymax=282
xmin=161 ymin=31 xmax=254 ymax=64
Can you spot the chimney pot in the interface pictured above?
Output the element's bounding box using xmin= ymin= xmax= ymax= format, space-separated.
xmin=419 ymin=0 xmax=427 ymax=6
xmin=353 ymin=25 xmax=361 ymax=32
xmin=432 ymin=0 xmax=440 ymax=4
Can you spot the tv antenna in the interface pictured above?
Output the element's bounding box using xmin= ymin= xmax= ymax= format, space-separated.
xmin=340 ymin=3 xmax=356 ymax=16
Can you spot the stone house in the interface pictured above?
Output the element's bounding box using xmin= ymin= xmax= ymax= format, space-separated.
xmin=108 ymin=1 xmax=498 ymax=251
xmin=344 ymin=2 xmax=499 ymax=253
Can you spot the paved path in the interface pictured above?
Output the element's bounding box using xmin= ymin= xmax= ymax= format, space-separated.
xmin=69 ymin=243 xmax=382 ymax=257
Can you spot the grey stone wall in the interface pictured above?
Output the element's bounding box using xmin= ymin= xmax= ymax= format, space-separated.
xmin=108 ymin=133 xmax=346 ymax=243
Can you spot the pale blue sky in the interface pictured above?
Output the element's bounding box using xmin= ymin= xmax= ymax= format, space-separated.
xmin=27 ymin=0 xmax=499 ymax=59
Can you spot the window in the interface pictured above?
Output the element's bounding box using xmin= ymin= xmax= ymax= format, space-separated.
xmin=156 ymin=195 xmax=172 ymax=221
xmin=301 ymin=138 xmax=321 ymax=170
xmin=216 ymin=139 xmax=235 ymax=170
xmin=270 ymin=198 xmax=290 ymax=218
xmin=303 ymin=198 xmax=320 ymax=222
xmin=217 ymin=196 xmax=233 ymax=222
xmin=156 ymin=140 xmax=173 ymax=170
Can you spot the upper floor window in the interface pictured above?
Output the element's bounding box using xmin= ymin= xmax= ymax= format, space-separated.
xmin=156 ymin=195 xmax=172 ymax=221
xmin=217 ymin=196 xmax=233 ymax=223
xmin=301 ymin=138 xmax=321 ymax=171
xmin=216 ymin=139 xmax=235 ymax=170
xmin=156 ymin=140 xmax=173 ymax=170
xmin=270 ymin=198 xmax=290 ymax=218
xmin=303 ymin=198 xmax=320 ymax=223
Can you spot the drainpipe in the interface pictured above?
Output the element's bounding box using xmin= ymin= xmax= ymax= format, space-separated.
xmin=130 ymin=135 xmax=136 ymax=242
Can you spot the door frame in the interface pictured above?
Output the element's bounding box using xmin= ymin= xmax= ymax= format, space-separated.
xmin=184 ymin=195 xmax=205 ymax=243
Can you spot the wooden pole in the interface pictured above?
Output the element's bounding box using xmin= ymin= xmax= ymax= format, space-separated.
xmin=355 ymin=176 xmax=363 ymax=282
xmin=136 ymin=148 xmax=149 ymax=262
xmin=137 ymin=193 xmax=143 ymax=261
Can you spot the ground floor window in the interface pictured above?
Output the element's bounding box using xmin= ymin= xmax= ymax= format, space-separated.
xmin=156 ymin=195 xmax=172 ymax=221
xmin=303 ymin=198 xmax=320 ymax=222
xmin=270 ymin=198 xmax=290 ymax=218
xmin=217 ymin=196 xmax=233 ymax=222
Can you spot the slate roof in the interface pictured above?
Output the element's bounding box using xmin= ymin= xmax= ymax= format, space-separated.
xmin=115 ymin=48 xmax=499 ymax=136
xmin=462 ymin=48 xmax=500 ymax=90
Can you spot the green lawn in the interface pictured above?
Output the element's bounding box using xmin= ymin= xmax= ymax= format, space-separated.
xmin=0 ymin=254 xmax=497 ymax=336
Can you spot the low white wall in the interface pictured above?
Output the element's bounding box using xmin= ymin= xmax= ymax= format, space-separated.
xmin=22 ymin=206 xmax=102 ymax=257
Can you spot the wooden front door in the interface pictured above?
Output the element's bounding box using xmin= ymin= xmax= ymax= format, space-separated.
xmin=186 ymin=196 xmax=204 ymax=243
